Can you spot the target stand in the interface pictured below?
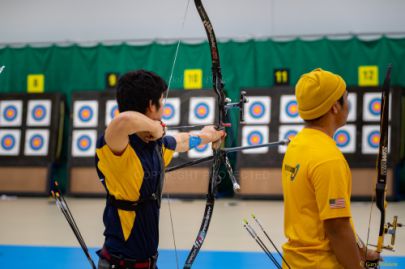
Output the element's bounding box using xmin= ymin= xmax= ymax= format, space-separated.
xmin=0 ymin=93 xmax=65 ymax=195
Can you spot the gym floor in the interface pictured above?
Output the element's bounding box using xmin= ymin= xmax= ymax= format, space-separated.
xmin=0 ymin=197 xmax=404 ymax=268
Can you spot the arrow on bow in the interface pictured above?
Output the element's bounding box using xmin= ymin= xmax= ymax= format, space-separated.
xmin=365 ymin=64 xmax=402 ymax=269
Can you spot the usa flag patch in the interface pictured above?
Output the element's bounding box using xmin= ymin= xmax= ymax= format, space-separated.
xmin=329 ymin=198 xmax=345 ymax=209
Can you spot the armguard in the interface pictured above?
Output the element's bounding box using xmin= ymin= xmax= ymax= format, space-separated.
xmin=189 ymin=135 xmax=202 ymax=149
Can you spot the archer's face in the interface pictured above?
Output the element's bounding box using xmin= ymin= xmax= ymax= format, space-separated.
xmin=337 ymin=91 xmax=349 ymax=128
xmin=146 ymin=94 xmax=164 ymax=121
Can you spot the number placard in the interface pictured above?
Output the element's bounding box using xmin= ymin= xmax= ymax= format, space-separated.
xmin=106 ymin=73 xmax=119 ymax=89
xmin=358 ymin=66 xmax=379 ymax=86
xmin=27 ymin=74 xmax=45 ymax=93
xmin=184 ymin=69 xmax=203 ymax=90
xmin=273 ymin=68 xmax=290 ymax=86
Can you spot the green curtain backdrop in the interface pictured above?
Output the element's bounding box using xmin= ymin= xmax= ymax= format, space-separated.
xmin=0 ymin=37 xmax=404 ymax=195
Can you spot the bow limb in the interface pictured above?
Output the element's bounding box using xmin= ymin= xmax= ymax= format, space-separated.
xmin=365 ymin=65 xmax=394 ymax=269
xmin=182 ymin=1 xmax=225 ymax=268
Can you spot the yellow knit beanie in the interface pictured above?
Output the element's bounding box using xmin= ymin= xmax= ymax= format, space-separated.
xmin=295 ymin=68 xmax=346 ymax=120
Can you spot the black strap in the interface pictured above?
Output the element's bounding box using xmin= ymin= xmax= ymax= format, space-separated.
xmin=154 ymin=143 xmax=165 ymax=208
xmin=108 ymin=194 xmax=158 ymax=211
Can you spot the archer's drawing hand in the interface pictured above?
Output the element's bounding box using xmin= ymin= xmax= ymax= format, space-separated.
xmin=146 ymin=120 xmax=165 ymax=141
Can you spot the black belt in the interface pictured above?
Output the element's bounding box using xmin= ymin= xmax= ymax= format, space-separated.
xmin=99 ymin=247 xmax=157 ymax=269
xmin=108 ymin=194 xmax=158 ymax=211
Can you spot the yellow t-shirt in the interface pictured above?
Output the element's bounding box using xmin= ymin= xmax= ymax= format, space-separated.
xmin=282 ymin=128 xmax=355 ymax=269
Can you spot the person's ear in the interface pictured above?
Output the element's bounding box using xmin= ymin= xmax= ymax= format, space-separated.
xmin=331 ymin=102 xmax=339 ymax=114
xmin=147 ymin=100 xmax=156 ymax=113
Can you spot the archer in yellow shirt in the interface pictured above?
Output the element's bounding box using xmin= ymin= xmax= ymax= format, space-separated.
xmin=281 ymin=69 xmax=380 ymax=269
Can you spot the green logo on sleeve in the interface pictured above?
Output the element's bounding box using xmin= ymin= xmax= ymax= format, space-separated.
xmin=284 ymin=164 xmax=300 ymax=181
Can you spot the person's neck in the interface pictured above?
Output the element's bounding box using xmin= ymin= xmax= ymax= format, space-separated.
xmin=305 ymin=114 xmax=338 ymax=138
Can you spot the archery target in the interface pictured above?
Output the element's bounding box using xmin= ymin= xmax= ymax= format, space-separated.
xmin=24 ymin=129 xmax=49 ymax=156
xmin=0 ymin=100 xmax=23 ymax=127
xmin=347 ymin=93 xmax=357 ymax=122
xmin=278 ymin=125 xmax=304 ymax=153
xmin=241 ymin=125 xmax=269 ymax=154
xmin=26 ymin=100 xmax=52 ymax=126
xmin=361 ymin=125 xmax=391 ymax=154
xmin=0 ymin=129 xmax=21 ymax=156
xmin=280 ymin=95 xmax=303 ymax=123
xmin=72 ymin=130 xmax=97 ymax=157
xmin=188 ymin=97 xmax=215 ymax=125
xmin=73 ymin=100 xmax=98 ymax=128
xmin=333 ymin=125 xmax=356 ymax=153
xmin=362 ymin=93 xmax=391 ymax=122
xmin=162 ymin=98 xmax=181 ymax=126
xmin=165 ymin=130 xmax=179 ymax=158
xmin=105 ymin=100 xmax=119 ymax=126
xmin=243 ymin=96 xmax=271 ymax=124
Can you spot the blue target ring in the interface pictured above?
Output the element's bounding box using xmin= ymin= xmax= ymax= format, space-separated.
xmin=78 ymin=105 xmax=94 ymax=122
xmin=163 ymin=103 xmax=175 ymax=120
xmin=249 ymin=101 xmax=265 ymax=119
xmin=1 ymin=134 xmax=15 ymax=150
xmin=30 ymin=134 xmax=44 ymax=151
xmin=247 ymin=131 xmax=263 ymax=145
xmin=110 ymin=105 xmax=119 ymax=120
xmin=32 ymin=105 xmax=47 ymax=121
xmin=367 ymin=130 xmax=380 ymax=149
xmin=284 ymin=130 xmax=298 ymax=141
xmin=194 ymin=103 xmax=210 ymax=120
xmin=3 ymin=105 xmax=18 ymax=122
xmin=77 ymin=135 xmax=92 ymax=151
xmin=285 ymin=100 xmax=299 ymax=118
xmin=368 ymin=98 xmax=381 ymax=116
xmin=195 ymin=144 xmax=208 ymax=153
xmin=334 ymin=130 xmax=351 ymax=148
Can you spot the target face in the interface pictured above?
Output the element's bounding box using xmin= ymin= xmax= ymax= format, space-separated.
xmin=162 ymin=98 xmax=180 ymax=126
xmin=278 ymin=125 xmax=303 ymax=153
xmin=362 ymin=125 xmax=391 ymax=154
xmin=72 ymin=130 xmax=97 ymax=157
xmin=333 ymin=125 xmax=356 ymax=153
xmin=73 ymin=100 xmax=98 ymax=128
xmin=24 ymin=129 xmax=49 ymax=156
xmin=280 ymin=95 xmax=303 ymax=123
xmin=27 ymin=100 xmax=52 ymax=126
xmin=363 ymin=93 xmax=391 ymax=122
xmin=105 ymin=100 xmax=119 ymax=126
xmin=0 ymin=129 xmax=21 ymax=156
xmin=242 ymin=125 xmax=269 ymax=154
xmin=188 ymin=97 xmax=215 ymax=125
xmin=165 ymin=130 xmax=179 ymax=158
xmin=0 ymin=100 xmax=23 ymax=127
xmin=244 ymin=96 xmax=271 ymax=124
xmin=347 ymin=93 xmax=357 ymax=122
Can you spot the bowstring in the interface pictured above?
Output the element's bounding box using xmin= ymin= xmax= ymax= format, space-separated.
xmin=164 ymin=1 xmax=192 ymax=269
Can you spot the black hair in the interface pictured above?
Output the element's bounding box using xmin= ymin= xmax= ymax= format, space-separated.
xmin=116 ymin=69 xmax=167 ymax=113
xmin=337 ymin=94 xmax=345 ymax=106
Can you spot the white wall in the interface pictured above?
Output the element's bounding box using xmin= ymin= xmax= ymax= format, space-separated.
xmin=1 ymin=0 xmax=405 ymax=44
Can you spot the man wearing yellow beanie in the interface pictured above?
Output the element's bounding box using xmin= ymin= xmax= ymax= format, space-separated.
xmin=281 ymin=68 xmax=379 ymax=269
